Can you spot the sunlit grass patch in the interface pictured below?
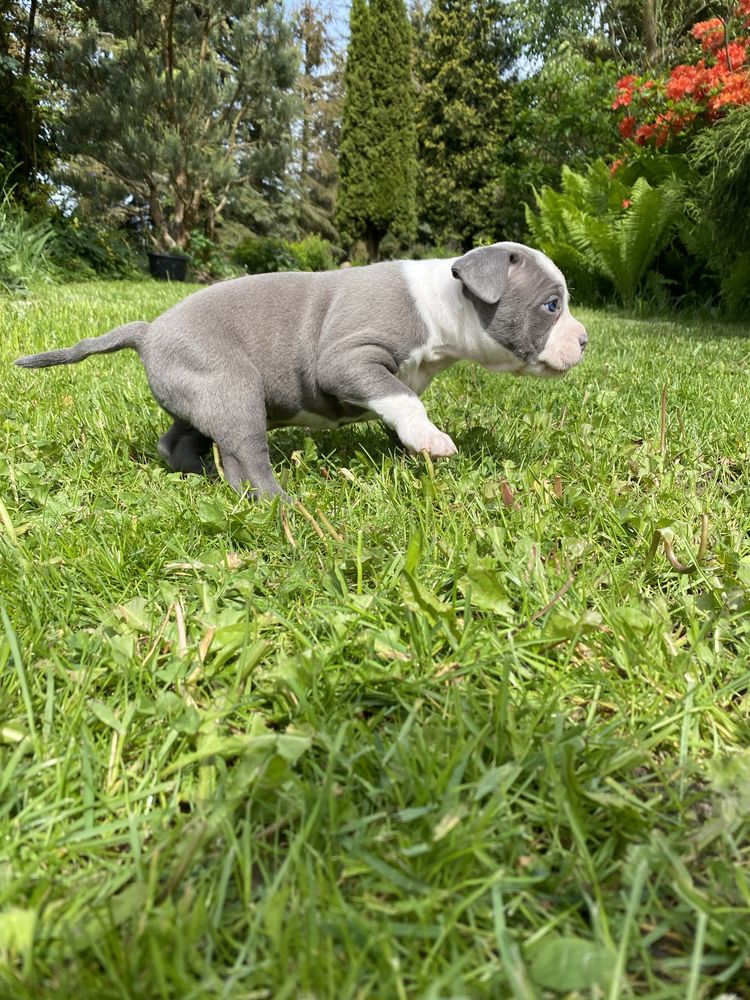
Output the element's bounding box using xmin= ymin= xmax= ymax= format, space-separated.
xmin=1 ymin=283 xmax=749 ymax=997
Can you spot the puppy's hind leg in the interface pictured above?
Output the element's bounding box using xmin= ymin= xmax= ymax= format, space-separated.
xmin=189 ymin=374 xmax=289 ymax=501
xmin=158 ymin=418 xmax=216 ymax=476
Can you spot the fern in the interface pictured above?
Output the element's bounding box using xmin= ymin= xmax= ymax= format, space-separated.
xmin=612 ymin=178 xmax=683 ymax=302
xmin=525 ymin=161 xmax=685 ymax=305
xmin=0 ymin=186 xmax=55 ymax=294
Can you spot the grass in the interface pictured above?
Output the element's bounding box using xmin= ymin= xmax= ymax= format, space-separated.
xmin=1 ymin=279 xmax=749 ymax=999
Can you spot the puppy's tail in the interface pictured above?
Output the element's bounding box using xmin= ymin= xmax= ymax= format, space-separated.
xmin=15 ymin=321 xmax=149 ymax=369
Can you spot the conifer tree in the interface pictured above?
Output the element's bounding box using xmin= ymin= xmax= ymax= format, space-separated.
xmin=414 ymin=0 xmax=518 ymax=249
xmin=59 ymin=0 xmax=298 ymax=251
xmin=293 ymin=1 xmax=342 ymax=240
xmin=337 ymin=0 xmax=417 ymax=260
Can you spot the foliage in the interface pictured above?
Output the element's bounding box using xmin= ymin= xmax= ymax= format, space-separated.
xmin=414 ymin=0 xmax=519 ymax=249
xmin=688 ymin=104 xmax=750 ymax=313
xmin=526 ymin=161 xmax=685 ymax=304
xmin=187 ymin=230 xmax=240 ymax=282
xmin=0 ymin=185 xmax=54 ymax=292
xmin=0 ymin=4 xmax=57 ymax=200
xmin=336 ymin=0 xmax=417 ymax=259
xmin=502 ymin=51 xmax=621 ymax=238
xmin=289 ymin=233 xmax=338 ymax=271
xmin=3 ymin=281 xmax=750 ymax=996
xmin=689 ymin=102 xmax=750 ymax=244
xmin=232 ymin=233 xmax=336 ymax=274
xmin=612 ymin=1 xmax=750 ymax=149
xmin=720 ymin=252 xmax=750 ymax=315
xmin=516 ymin=0 xmax=713 ymax=70
xmin=605 ymin=1 xmax=750 ymax=315
xmin=233 ymin=235 xmax=303 ymax=274
xmin=57 ymin=0 xmax=298 ymax=252
xmin=335 ymin=0 xmax=373 ymax=251
xmin=47 ymin=218 xmax=144 ymax=281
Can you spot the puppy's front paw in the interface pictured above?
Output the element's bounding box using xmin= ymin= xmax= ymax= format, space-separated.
xmin=401 ymin=423 xmax=458 ymax=458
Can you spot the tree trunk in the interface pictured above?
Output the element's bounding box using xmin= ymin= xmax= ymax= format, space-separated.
xmin=149 ymin=183 xmax=176 ymax=250
xmin=365 ymin=223 xmax=382 ymax=262
xmin=22 ymin=0 xmax=38 ymax=76
xmin=643 ymin=0 xmax=658 ymax=66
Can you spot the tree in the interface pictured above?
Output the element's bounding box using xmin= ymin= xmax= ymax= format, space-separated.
xmin=293 ymin=1 xmax=342 ymax=240
xmin=518 ymin=0 xmax=712 ymax=71
xmin=501 ymin=51 xmax=621 ymax=233
xmin=58 ymin=0 xmax=298 ymax=251
xmin=336 ymin=0 xmax=417 ymax=260
xmin=414 ymin=0 xmax=519 ymax=249
xmin=0 ymin=0 xmax=55 ymax=198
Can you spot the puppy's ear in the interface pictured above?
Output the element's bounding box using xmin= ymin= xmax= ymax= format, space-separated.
xmin=451 ymin=245 xmax=521 ymax=304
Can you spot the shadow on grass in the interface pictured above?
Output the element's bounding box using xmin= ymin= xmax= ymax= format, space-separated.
xmin=582 ymin=306 xmax=750 ymax=342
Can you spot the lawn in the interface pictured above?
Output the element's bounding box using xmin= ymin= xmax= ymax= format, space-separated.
xmin=1 ymin=279 xmax=749 ymax=999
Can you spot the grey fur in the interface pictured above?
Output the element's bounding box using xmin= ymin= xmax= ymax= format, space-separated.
xmin=15 ymin=321 xmax=148 ymax=368
xmin=451 ymin=244 xmax=515 ymax=304
xmin=14 ymin=245 xmax=585 ymax=499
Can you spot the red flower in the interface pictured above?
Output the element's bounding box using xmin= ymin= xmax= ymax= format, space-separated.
xmin=612 ymin=74 xmax=638 ymax=108
xmin=610 ymin=158 xmax=625 ymax=175
xmin=716 ymin=41 xmax=748 ymax=70
xmin=621 ymin=199 xmax=632 ymax=209
xmin=709 ymin=70 xmax=750 ymax=110
xmin=611 ymin=8 xmax=750 ymax=148
xmin=692 ymin=18 xmax=725 ymax=54
xmin=616 ymin=74 xmax=638 ymax=90
xmin=634 ymin=123 xmax=656 ymax=145
xmin=666 ymin=63 xmax=704 ymax=100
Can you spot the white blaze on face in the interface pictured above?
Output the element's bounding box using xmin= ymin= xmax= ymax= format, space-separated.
xmin=529 ymin=249 xmax=588 ymax=374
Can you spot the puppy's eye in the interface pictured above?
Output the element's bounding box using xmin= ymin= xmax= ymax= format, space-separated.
xmin=543 ymin=298 xmax=559 ymax=314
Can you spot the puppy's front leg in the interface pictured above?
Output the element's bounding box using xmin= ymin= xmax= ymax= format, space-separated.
xmin=368 ymin=392 xmax=457 ymax=457
xmin=319 ymin=344 xmax=457 ymax=458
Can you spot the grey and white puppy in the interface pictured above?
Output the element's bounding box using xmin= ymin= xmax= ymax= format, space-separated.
xmin=15 ymin=242 xmax=587 ymax=499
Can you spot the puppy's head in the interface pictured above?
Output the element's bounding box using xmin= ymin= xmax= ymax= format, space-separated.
xmin=451 ymin=242 xmax=587 ymax=376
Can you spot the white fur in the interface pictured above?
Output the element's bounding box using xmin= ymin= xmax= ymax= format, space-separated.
xmin=535 ymin=313 xmax=587 ymax=373
xmin=366 ymin=393 xmax=457 ymax=457
xmin=399 ymin=257 xmax=526 ymax=383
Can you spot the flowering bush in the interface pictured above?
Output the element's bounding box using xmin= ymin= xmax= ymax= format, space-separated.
xmin=612 ymin=0 xmax=750 ymax=148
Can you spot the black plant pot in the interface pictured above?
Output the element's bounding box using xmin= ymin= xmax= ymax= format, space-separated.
xmin=148 ymin=251 xmax=189 ymax=282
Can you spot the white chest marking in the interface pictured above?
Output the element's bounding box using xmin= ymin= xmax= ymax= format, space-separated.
xmin=399 ymin=258 xmax=525 ymax=377
xmin=396 ymin=347 xmax=452 ymax=396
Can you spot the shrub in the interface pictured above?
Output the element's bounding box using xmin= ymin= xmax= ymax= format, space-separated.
xmin=289 ymin=234 xmax=337 ymax=271
xmin=526 ymin=161 xmax=685 ymax=306
xmin=232 ymin=236 xmax=303 ymax=275
xmin=612 ymin=2 xmax=750 ymax=150
xmin=233 ymin=234 xmax=339 ymax=275
xmin=0 ymin=187 xmax=55 ymax=293
xmin=188 ymin=231 xmax=240 ymax=281
xmin=687 ymin=105 xmax=750 ymax=313
xmin=48 ymin=219 xmax=144 ymax=281
xmin=720 ymin=252 xmax=750 ymax=315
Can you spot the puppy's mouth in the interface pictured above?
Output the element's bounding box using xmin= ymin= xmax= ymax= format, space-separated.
xmin=518 ymin=360 xmax=574 ymax=378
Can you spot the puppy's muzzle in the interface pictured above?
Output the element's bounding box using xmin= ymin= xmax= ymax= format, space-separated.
xmin=534 ymin=313 xmax=588 ymax=374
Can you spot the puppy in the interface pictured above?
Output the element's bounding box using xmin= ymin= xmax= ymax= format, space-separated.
xmin=15 ymin=242 xmax=587 ymax=499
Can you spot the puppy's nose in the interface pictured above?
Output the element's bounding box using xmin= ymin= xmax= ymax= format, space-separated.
xmin=579 ymin=331 xmax=589 ymax=351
